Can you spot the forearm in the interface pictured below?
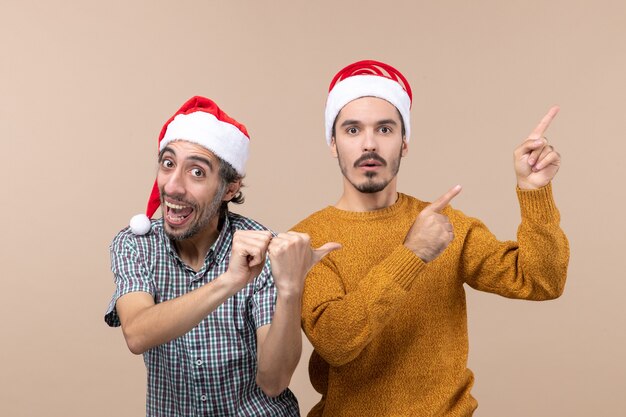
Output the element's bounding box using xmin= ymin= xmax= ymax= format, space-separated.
xmin=303 ymin=245 xmax=424 ymax=366
xmin=515 ymin=184 xmax=569 ymax=298
xmin=120 ymin=273 xmax=238 ymax=354
xmin=463 ymin=184 xmax=569 ymax=300
xmin=256 ymin=292 xmax=302 ymax=397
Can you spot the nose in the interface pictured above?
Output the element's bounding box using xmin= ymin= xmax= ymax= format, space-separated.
xmin=361 ymin=129 xmax=377 ymax=152
xmin=162 ymin=167 xmax=185 ymax=197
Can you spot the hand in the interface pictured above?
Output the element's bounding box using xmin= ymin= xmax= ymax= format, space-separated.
xmin=404 ymin=185 xmax=462 ymax=263
xmin=268 ymin=232 xmax=341 ymax=296
xmin=226 ymin=230 xmax=273 ymax=290
xmin=515 ymin=106 xmax=562 ymax=190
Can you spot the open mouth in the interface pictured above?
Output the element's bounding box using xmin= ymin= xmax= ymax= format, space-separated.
xmin=354 ymin=153 xmax=386 ymax=169
xmin=164 ymin=200 xmax=194 ymax=226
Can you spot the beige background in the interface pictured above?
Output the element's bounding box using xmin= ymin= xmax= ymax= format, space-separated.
xmin=1 ymin=1 xmax=624 ymax=416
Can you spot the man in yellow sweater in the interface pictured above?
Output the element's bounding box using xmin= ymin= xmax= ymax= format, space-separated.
xmin=292 ymin=60 xmax=569 ymax=416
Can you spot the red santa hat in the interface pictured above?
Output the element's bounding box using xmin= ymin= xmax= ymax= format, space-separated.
xmin=324 ymin=59 xmax=412 ymax=145
xmin=129 ymin=96 xmax=250 ymax=235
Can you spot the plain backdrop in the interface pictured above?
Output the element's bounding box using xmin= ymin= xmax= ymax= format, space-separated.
xmin=1 ymin=1 xmax=625 ymax=416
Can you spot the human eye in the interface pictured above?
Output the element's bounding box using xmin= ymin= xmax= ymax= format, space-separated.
xmin=190 ymin=168 xmax=205 ymax=178
xmin=161 ymin=158 xmax=174 ymax=169
xmin=379 ymin=126 xmax=392 ymax=134
xmin=346 ymin=126 xmax=359 ymax=135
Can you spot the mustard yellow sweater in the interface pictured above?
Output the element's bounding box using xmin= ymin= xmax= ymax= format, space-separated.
xmin=292 ymin=184 xmax=569 ymax=417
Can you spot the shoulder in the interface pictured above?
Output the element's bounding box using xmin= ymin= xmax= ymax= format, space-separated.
xmin=436 ymin=200 xmax=483 ymax=231
xmin=398 ymin=192 xmax=427 ymax=212
xmin=401 ymin=192 xmax=476 ymax=227
xmin=290 ymin=206 xmax=335 ymax=235
xmin=110 ymin=220 xmax=164 ymax=253
xmin=227 ymin=211 xmax=274 ymax=234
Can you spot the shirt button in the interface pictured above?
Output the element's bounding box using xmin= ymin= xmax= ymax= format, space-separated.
xmin=200 ymin=394 xmax=208 ymax=402
xmin=196 ymin=359 xmax=203 ymax=366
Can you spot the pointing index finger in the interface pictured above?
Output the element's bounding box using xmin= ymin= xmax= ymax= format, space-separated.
xmin=427 ymin=185 xmax=462 ymax=213
xmin=529 ymin=105 xmax=560 ymax=139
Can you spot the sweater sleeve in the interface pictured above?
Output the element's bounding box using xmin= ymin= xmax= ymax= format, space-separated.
xmin=301 ymin=245 xmax=425 ymax=367
xmin=459 ymin=183 xmax=569 ymax=300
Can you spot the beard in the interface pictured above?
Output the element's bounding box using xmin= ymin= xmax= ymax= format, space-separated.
xmin=338 ymin=150 xmax=403 ymax=194
xmin=161 ymin=182 xmax=226 ymax=241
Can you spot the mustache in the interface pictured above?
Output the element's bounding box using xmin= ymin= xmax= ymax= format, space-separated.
xmin=160 ymin=191 xmax=197 ymax=209
xmin=353 ymin=152 xmax=387 ymax=168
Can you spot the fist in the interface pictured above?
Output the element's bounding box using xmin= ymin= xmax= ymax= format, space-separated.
xmin=227 ymin=230 xmax=272 ymax=289
xmin=268 ymin=232 xmax=341 ymax=296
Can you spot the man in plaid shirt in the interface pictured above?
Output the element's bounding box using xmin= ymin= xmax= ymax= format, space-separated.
xmin=105 ymin=96 xmax=339 ymax=416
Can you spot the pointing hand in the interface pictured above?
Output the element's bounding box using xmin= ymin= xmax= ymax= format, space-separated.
xmin=515 ymin=106 xmax=562 ymax=190
xmin=268 ymin=232 xmax=341 ymax=295
xmin=404 ymin=185 xmax=462 ymax=263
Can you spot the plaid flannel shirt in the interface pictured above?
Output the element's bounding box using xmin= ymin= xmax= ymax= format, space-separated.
xmin=105 ymin=213 xmax=299 ymax=417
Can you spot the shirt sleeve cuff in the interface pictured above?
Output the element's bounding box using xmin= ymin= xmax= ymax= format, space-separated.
xmin=516 ymin=182 xmax=561 ymax=223
xmin=378 ymin=245 xmax=426 ymax=291
xmin=104 ymin=282 xmax=154 ymax=327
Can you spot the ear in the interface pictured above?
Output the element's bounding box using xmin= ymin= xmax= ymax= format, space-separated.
xmin=222 ymin=180 xmax=241 ymax=202
xmin=401 ymin=137 xmax=409 ymax=157
xmin=330 ymin=138 xmax=338 ymax=158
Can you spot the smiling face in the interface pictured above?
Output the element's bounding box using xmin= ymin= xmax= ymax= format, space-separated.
xmin=331 ymin=96 xmax=408 ymax=194
xmin=157 ymin=140 xmax=239 ymax=241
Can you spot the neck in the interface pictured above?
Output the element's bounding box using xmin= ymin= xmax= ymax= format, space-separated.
xmin=173 ymin=216 xmax=220 ymax=271
xmin=335 ymin=178 xmax=399 ymax=212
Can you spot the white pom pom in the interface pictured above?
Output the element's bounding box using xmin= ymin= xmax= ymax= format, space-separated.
xmin=129 ymin=214 xmax=151 ymax=235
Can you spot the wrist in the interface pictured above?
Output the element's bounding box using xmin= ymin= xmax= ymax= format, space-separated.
xmin=404 ymin=243 xmax=433 ymax=263
xmin=415 ymin=251 xmax=433 ymax=263
xmin=275 ymin=284 xmax=304 ymax=300
xmin=517 ymin=181 xmax=539 ymax=190
xmin=217 ymin=270 xmax=247 ymax=296
xmin=517 ymin=177 xmax=551 ymax=190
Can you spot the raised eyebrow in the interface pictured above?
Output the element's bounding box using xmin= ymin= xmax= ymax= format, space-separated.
xmin=187 ymin=155 xmax=214 ymax=171
xmin=158 ymin=146 xmax=175 ymax=162
xmin=339 ymin=119 xmax=363 ymax=128
xmin=158 ymin=147 xmax=213 ymax=171
xmin=377 ymin=119 xmax=399 ymax=126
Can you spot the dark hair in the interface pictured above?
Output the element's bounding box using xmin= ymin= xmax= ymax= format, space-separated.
xmin=216 ymin=157 xmax=244 ymax=227
xmin=331 ymin=106 xmax=406 ymax=140
xmin=217 ymin=158 xmax=244 ymax=205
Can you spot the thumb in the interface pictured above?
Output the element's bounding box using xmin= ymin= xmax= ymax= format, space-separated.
xmin=311 ymin=242 xmax=342 ymax=264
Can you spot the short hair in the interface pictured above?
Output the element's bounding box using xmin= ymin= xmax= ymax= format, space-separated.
xmin=215 ymin=156 xmax=244 ymax=228
xmin=217 ymin=157 xmax=244 ymax=205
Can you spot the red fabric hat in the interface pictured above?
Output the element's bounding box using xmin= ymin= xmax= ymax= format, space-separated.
xmin=130 ymin=96 xmax=250 ymax=235
xmin=325 ymin=60 xmax=412 ymax=144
